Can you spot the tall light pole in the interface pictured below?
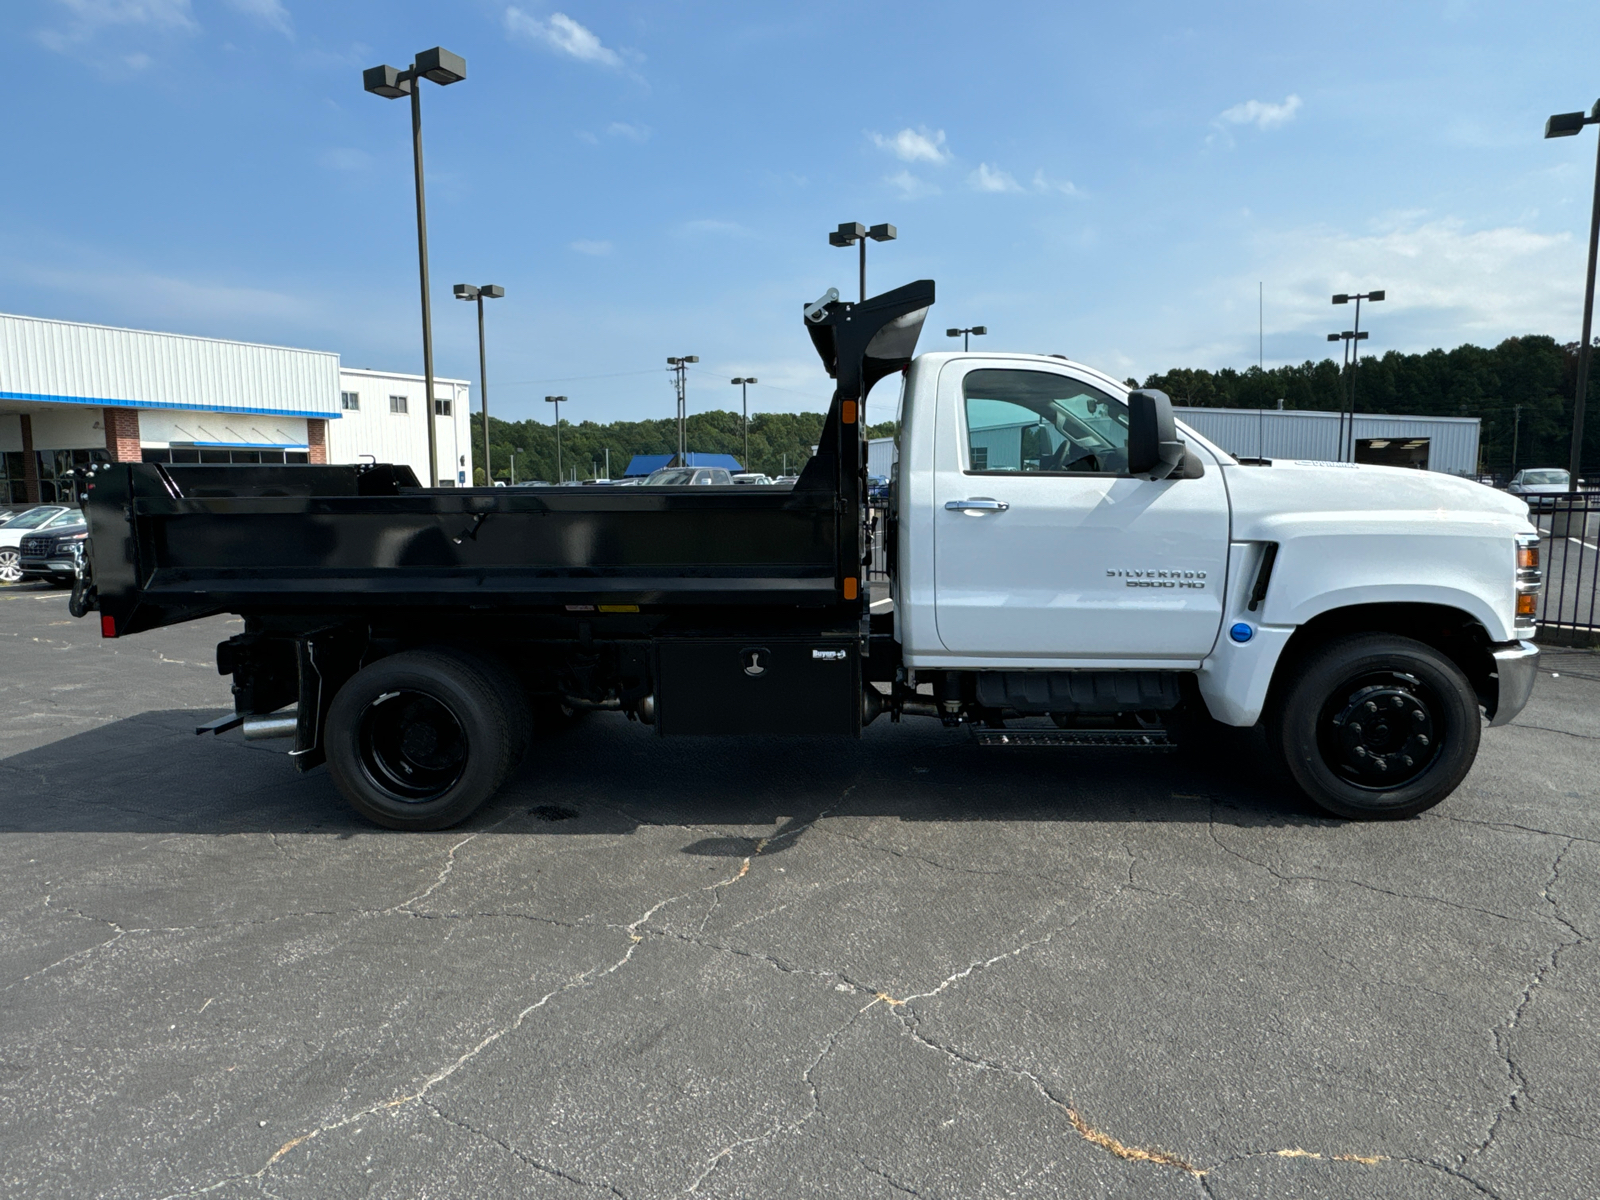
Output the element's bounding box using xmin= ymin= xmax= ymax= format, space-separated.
xmin=363 ymin=47 xmax=467 ymax=487
xmin=730 ymin=377 xmax=757 ymax=469
xmin=1327 ymin=329 xmax=1368 ymax=461
xmin=1332 ymin=291 xmax=1383 ymax=462
xmin=509 ymin=447 xmax=517 ymax=486
xmin=828 ymin=222 xmax=897 ymax=301
xmin=666 ymin=356 xmax=697 ymax=464
xmin=545 ymin=395 xmax=567 ymax=483
xmin=1546 ymin=102 xmax=1600 ymax=485
xmin=946 ymin=326 xmax=987 ymax=351
xmin=453 ymin=283 xmax=504 ymax=485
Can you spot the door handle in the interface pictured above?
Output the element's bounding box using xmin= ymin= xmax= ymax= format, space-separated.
xmin=945 ymin=498 xmax=1009 ymax=512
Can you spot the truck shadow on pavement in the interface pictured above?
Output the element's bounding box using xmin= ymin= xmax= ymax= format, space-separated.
xmin=0 ymin=706 xmax=1339 ymax=838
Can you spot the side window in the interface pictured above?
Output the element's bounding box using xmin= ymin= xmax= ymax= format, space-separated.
xmin=962 ymin=369 xmax=1129 ymax=475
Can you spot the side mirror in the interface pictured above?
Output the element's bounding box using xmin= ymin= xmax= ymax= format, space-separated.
xmin=1127 ymin=389 xmax=1187 ymax=479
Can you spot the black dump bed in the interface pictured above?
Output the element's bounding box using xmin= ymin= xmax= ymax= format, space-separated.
xmin=83 ymin=280 xmax=934 ymax=638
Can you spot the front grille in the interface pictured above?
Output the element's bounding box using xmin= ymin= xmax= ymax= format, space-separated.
xmin=20 ymin=535 xmax=51 ymax=556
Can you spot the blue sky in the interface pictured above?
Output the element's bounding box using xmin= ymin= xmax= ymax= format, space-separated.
xmin=5 ymin=1 xmax=1600 ymax=427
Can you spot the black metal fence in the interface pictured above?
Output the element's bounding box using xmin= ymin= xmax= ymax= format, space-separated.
xmin=1534 ymin=493 xmax=1600 ymax=644
xmin=866 ymin=503 xmax=890 ymax=582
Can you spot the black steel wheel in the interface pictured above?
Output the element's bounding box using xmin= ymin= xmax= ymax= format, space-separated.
xmin=325 ymin=650 xmax=516 ymax=830
xmin=1270 ymin=633 xmax=1480 ymax=820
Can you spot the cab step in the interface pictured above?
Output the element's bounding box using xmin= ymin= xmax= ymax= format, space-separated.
xmin=971 ymin=727 xmax=1174 ymax=749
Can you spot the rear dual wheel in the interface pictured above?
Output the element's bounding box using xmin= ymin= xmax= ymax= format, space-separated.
xmin=1271 ymin=634 xmax=1480 ymax=820
xmin=325 ymin=649 xmax=529 ymax=831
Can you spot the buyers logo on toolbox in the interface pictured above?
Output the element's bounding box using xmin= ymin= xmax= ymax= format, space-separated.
xmin=1106 ymin=567 xmax=1207 ymax=589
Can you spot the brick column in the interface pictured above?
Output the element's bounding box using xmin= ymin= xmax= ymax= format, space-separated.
xmin=103 ymin=407 xmax=142 ymax=462
xmin=307 ymin=419 xmax=328 ymax=464
xmin=19 ymin=414 xmax=39 ymax=504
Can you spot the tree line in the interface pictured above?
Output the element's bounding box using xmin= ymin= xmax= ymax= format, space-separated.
xmin=472 ymin=408 xmax=898 ymax=484
xmin=1139 ymin=334 xmax=1599 ymax=475
xmin=472 ymin=334 xmax=1598 ymax=483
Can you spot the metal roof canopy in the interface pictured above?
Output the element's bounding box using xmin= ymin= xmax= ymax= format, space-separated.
xmin=0 ymin=312 xmax=341 ymax=420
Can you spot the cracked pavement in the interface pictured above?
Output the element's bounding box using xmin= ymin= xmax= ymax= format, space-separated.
xmin=2 ymin=583 xmax=1597 ymax=1199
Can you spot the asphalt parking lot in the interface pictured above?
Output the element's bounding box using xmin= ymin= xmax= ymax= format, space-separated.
xmin=2 ymin=583 xmax=1597 ymax=1200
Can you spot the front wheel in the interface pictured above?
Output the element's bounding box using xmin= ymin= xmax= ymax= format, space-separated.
xmin=324 ymin=650 xmax=518 ymax=830
xmin=1270 ymin=633 xmax=1481 ymax=820
xmin=0 ymin=549 xmax=20 ymax=584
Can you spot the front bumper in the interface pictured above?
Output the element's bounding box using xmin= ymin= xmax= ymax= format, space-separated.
xmin=1489 ymin=640 xmax=1540 ymax=727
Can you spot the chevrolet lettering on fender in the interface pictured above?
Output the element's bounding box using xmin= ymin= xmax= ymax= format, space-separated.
xmin=1108 ymin=568 xmax=1207 ymax=588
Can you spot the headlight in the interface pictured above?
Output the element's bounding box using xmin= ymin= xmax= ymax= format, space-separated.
xmin=1514 ymin=532 xmax=1541 ymax=633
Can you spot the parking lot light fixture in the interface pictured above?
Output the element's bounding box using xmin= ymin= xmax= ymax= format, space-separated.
xmin=1545 ymin=100 xmax=1600 ymax=485
xmin=830 ymin=221 xmax=897 ymax=302
xmin=545 ymin=395 xmax=568 ymax=483
xmin=667 ymin=356 xmax=698 ymax=462
xmin=946 ymin=326 xmax=987 ymax=351
xmin=362 ymin=46 xmax=467 ymax=487
xmin=454 ymin=283 xmax=504 ymax=485
xmin=1331 ymin=291 xmax=1384 ymax=461
xmin=731 ymin=377 xmax=757 ymax=469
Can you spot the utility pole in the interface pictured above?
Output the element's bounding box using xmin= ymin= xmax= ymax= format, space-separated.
xmin=1512 ymin=402 xmax=1523 ymax=474
xmin=509 ymin=448 xmax=517 ymax=486
xmin=604 ymin=447 xmax=610 ymax=480
xmin=666 ymin=356 xmax=697 ymax=464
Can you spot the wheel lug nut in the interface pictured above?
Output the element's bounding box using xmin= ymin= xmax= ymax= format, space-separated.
xmin=1416 ymin=734 xmax=1429 ymax=747
xmin=1373 ymin=758 xmax=1387 ymax=771
xmin=1401 ymin=755 xmax=1413 ymax=767
xmin=1365 ymin=701 xmax=1378 ymax=714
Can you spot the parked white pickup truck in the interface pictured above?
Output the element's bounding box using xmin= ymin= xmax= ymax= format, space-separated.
xmin=891 ymin=350 xmax=1541 ymax=819
xmin=82 ymin=280 xmax=1541 ymax=829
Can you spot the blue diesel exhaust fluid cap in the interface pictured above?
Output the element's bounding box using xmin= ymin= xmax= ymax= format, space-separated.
xmin=1229 ymin=622 xmax=1255 ymax=643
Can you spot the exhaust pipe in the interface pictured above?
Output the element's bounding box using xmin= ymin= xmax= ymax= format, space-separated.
xmin=242 ymin=710 xmax=298 ymax=740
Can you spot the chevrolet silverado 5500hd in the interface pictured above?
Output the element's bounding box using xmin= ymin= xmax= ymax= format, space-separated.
xmin=76 ymin=279 xmax=1541 ymax=828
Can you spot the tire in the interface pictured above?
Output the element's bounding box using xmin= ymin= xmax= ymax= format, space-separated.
xmin=1269 ymin=633 xmax=1480 ymax=820
xmin=0 ymin=549 xmax=20 ymax=585
xmin=324 ymin=650 xmax=517 ymax=831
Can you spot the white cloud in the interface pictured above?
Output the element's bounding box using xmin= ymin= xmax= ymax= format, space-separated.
xmin=505 ymin=8 xmax=622 ymax=68
xmin=319 ymin=147 xmax=371 ymax=172
xmin=571 ymin=239 xmax=613 ymax=256
xmin=885 ymin=170 xmax=940 ymax=199
xmin=969 ymin=163 xmax=1022 ymax=193
xmin=223 ymin=0 xmax=291 ymax=35
xmin=868 ymin=126 xmax=951 ymax=164
xmin=1032 ymin=169 xmax=1080 ymax=197
xmin=1216 ymin=94 xmax=1302 ymax=132
xmin=38 ymin=0 xmax=196 ymax=56
xmin=1193 ymin=215 xmax=1580 ymax=370
xmin=677 ymin=219 xmax=753 ymax=238
xmin=606 ymin=121 xmax=650 ymax=142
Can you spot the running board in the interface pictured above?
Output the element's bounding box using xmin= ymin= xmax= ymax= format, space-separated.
xmin=971 ymin=728 xmax=1174 ymax=749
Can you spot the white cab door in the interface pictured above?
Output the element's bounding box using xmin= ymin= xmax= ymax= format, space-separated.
xmin=932 ymin=362 xmax=1230 ymax=660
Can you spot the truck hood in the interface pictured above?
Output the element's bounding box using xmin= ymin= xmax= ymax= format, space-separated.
xmin=1222 ymin=459 xmax=1532 ymax=542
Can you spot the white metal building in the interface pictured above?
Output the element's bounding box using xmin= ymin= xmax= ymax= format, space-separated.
xmin=0 ymin=312 xmax=472 ymax=504
xmin=333 ymin=367 xmax=473 ymax=488
xmin=1175 ymin=406 xmax=1480 ymax=475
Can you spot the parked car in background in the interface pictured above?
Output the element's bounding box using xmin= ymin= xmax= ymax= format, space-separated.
xmin=645 ymin=467 xmax=734 ymax=486
xmin=1507 ymin=468 xmax=1570 ymax=508
xmin=731 ymin=473 xmax=772 ymax=485
xmin=18 ymin=512 xmax=88 ymax=587
xmin=867 ymin=474 xmax=890 ymax=502
xmin=0 ymin=506 xmax=73 ymax=583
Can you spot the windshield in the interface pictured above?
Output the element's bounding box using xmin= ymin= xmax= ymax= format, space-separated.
xmin=646 ymin=469 xmax=697 ymax=485
xmin=7 ymin=507 xmax=68 ymax=530
xmin=1520 ymin=470 xmax=1569 ymax=486
xmin=44 ymin=510 xmax=86 ymax=529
